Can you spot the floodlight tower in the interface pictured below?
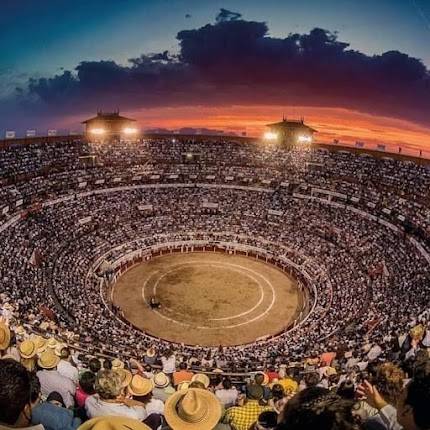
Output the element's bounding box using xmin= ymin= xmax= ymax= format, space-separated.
xmin=82 ymin=111 xmax=139 ymax=142
xmin=265 ymin=117 xmax=317 ymax=148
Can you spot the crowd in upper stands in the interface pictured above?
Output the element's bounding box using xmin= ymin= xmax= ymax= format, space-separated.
xmin=0 ymin=137 xmax=430 ymax=429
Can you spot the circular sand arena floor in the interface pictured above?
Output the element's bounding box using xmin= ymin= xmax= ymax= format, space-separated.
xmin=112 ymin=252 xmax=301 ymax=346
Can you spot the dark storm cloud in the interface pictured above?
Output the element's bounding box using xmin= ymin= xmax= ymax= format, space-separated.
xmin=215 ymin=8 xmax=242 ymax=23
xmin=14 ymin=11 xmax=430 ymax=126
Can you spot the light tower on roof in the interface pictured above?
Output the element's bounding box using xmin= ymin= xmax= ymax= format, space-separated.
xmin=265 ymin=117 xmax=317 ymax=147
xmin=82 ymin=111 xmax=139 ymax=142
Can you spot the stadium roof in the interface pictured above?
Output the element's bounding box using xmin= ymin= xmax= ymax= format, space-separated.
xmin=266 ymin=118 xmax=317 ymax=133
xmin=82 ymin=111 xmax=136 ymax=124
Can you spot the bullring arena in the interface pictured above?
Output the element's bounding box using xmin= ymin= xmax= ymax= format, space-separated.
xmin=112 ymin=251 xmax=302 ymax=346
xmin=1 ymin=136 xmax=430 ymax=369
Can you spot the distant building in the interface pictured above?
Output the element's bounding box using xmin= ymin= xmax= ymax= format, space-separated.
xmin=82 ymin=110 xmax=138 ymax=141
xmin=265 ymin=117 xmax=317 ymax=146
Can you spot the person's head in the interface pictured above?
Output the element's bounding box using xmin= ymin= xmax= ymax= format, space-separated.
xmin=254 ymin=410 xmax=278 ymax=429
xmin=102 ymin=358 xmax=112 ymax=370
xmin=271 ymin=383 xmax=285 ymax=401
xmin=164 ymin=388 xmax=222 ymax=430
xmin=304 ymin=372 xmax=320 ymax=388
xmin=89 ymin=358 xmax=102 ymax=374
xmin=95 ymin=369 xmax=122 ymax=400
xmin=247 ymin=384 xmax=264 ymax=401
xmin=78 ymin=416 xmax=151 ymax=430
xmin=37 ymin=349 xmax=59 ymax=371
xmin=396 ymin=374 xmax=430 ymax=430
xmin=179 ymin=362 xmax=187 ymax=370
xmin=128 ymin=375 xmax=154 ymax=405
xmin=287 ymin=367 xmax=298 ymax=380
xmin=133 ymin=391 xmax=153 ymax=405
xmin=337 ymin=380 xmax=355 ymax=400
xmin=255 ymin=373 xmax=264 ymax=385
xmin=59 ymin=347 xmax=70 ymax=361
xmin=372 ymin=362 xmax=405 ymax=404
xmin=189 ymin=381 xmax=206 ymax=389
xmin=255 ymin=372 xmax=268 ymax=386
xmin=0 ymin=359 xmax=35 ymax=427
xmin=278 ymin=387 xmax=360 ymax=430
xmin=29 ymin=372 xmax=41 ymax=406
xmin=79 ymin=371 xmax=96 ymax=395
xmin=222 ymin=377 xmax=232 ymax=390
xmin=47 ymin=391 xmax=66 ymax=408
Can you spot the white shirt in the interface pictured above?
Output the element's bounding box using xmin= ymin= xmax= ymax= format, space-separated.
xmin=215 ymin=388 xmax=238 ymax=407
xmin=85 ymin=395 xmax=147 ymax=420
xmin=57 ymin=360 xmax=79 ymax=384
xmin=367 ymin=345 xmax=382 ymax=361
xmin=36 ymin=370 xmax=76 ymax=408
xmin=161 ymin=355 xmax=176 ymax=374
xmin=378 ymin=404 xmax=403 ymax=430
xmin=152 ymin=386 xmax=175 ymax=402
xmin=146 ymin=398 xmax=164 ymax=416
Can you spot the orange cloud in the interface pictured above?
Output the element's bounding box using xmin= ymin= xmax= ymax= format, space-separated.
xmin=125 ymin=104 xmax=430 ymax=156
xmin=61 ymin=104 xmax=430 ymax=158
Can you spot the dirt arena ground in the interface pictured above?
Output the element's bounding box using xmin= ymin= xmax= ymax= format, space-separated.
xmin=112 ymin=252 xmax=301 ymax=346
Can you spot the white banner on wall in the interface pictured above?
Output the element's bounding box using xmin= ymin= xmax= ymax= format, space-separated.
xmin=5 ymin=131 xmax=15 ymax=139
xmin=26 ymin=130 xmax=36 ymax=137
xmin=47 ymin=129 xmax=57 ymax=136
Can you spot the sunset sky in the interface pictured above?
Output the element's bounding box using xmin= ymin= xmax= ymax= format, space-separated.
xmin=1 ymin=0 xmax=429 ymax=152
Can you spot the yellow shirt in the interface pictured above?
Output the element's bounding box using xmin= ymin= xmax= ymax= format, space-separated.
xmin=225 ymin=400 xmax=272 ymax=430
xmin=278 ymin=377 xmax=298 ymax=393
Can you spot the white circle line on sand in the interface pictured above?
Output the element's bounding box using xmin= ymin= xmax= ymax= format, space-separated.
xmin=149 ymin=261 xmax=265 ymax=321
xmin=150 ymin=262 xmax=264 ymax=321
xmin=138 ymin=259 xmax=277 ymax=329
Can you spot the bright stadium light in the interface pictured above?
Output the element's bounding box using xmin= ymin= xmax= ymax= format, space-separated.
xmin=263 ymin=131 xmax=278 ymax=140
xmin=89 ymin=128 xmax=105 ymax=135
xmin=297 ymin=135 xmax=313 ymax=143
xmin=122 ymin=127 xmax=138 ymax=135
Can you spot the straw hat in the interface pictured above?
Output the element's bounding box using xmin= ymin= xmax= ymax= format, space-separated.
xmin=38 ymin=349 xmax=60 ymax=369
xmin=191 ymin=373 xmax=210 ymax=389
xmin=14 ymin=325 xmax=26 ymax=337
xmin=153 ymin=372 xmax=170 ymax=388
xmin=78 ymin=416 xmax=150 ymax=430
xmin=19 ymin=339 xmax=37 ymax=359
xmin=39 ymin=321 xmax=50 ymax=331
xmin=0 ymin=322 xmax=11 ymax=350
xmin=32 ymin=336 xmax=47 ymax=354
xmin=46 ymin=337 xmax=58 ymax=349
xmin=325 ymin=367 xmax=337 ymax=377
xmin=54 ymin=343 xmax=67 ymax=357
xmin=128 ymin=375 xmax=154 ymax=396
xmin=21 ymin=357 xmax=36 ymax=372
xmin=111 ymin=358 xmax=124 ymax=370
xmin=165 ymin=388 xmax=222 ymax=430
xmin=1 ymin=354 xmax=18 ymax=361
xmin=117 ymin=368 xmax=133 ymax=388
xmin=146 ymin=347 xmax=156 ymax=358
xmin=177 ymin=381 xmax=190 ymax=391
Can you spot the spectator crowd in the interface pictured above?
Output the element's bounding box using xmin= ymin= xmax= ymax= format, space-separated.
xmin=0 ymin=137 xmax=429 ymax=429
